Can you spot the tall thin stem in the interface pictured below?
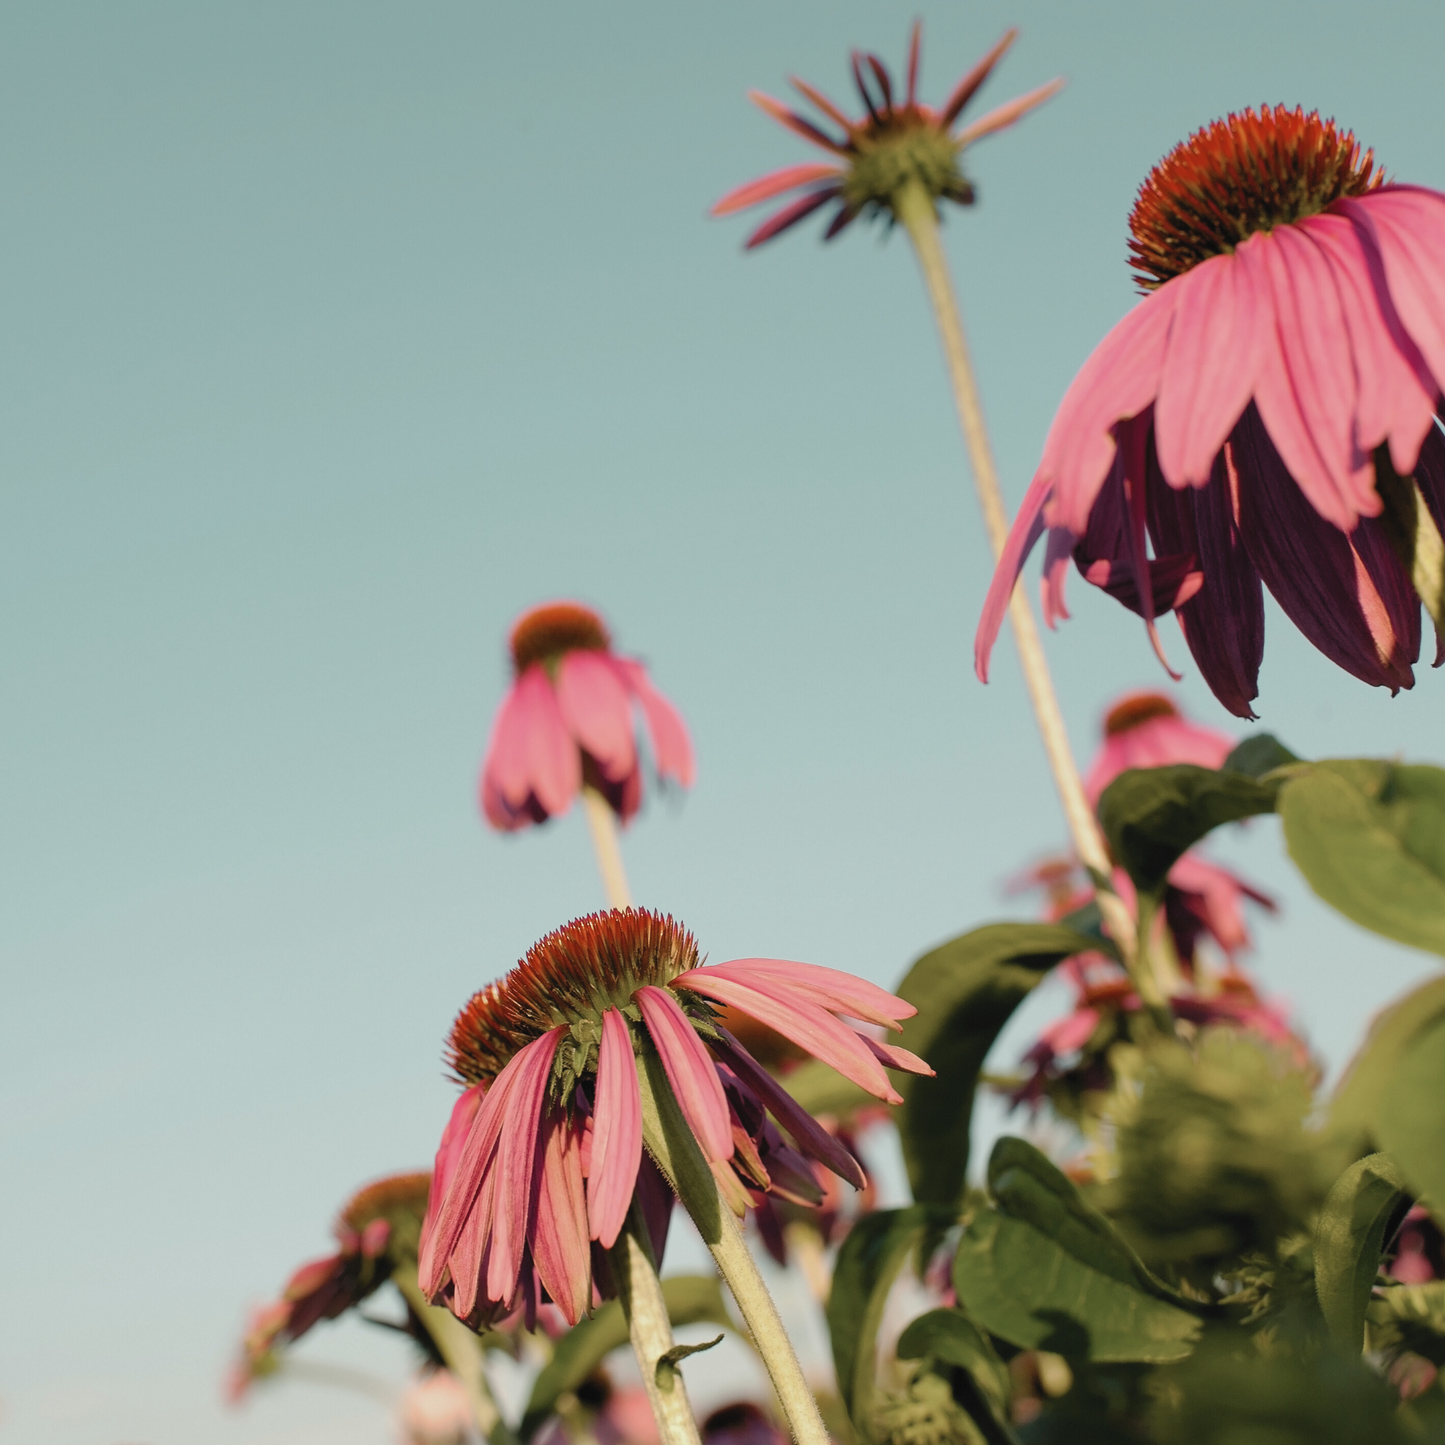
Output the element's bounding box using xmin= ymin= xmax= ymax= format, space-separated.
xmin=893 ymin=178 xmax=1139 ymax=966
xmin=582 ymin=785 xmax=633 ymax=909
xmin=608 ymin=1208 xmax=704 ymax=1445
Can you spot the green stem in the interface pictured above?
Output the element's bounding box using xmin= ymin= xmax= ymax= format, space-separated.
xmin=393 ymin=1262 xmax=517 ymax=1445
xmin=607 ymin=1208 xmax=704 ymax=1445
xmin=582 ymin=784 xmax=633 ymax=910
xmin=891 ymin=177 xmax=1139 ymax=967
xmin=637 ymin=1051 xmax=829 ymax=1445
xmin=1130 ymin=892 xmax=1175 ymax=1035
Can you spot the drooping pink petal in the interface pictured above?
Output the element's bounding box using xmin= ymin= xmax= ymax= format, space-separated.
xmin=708 ymin=1025 xmax=867 ymax=1189
xmin=609 ymin=657 xmax=696 ymax=787
xmin=532 ymin=1110 xmax=591 ymax=1326
xmin=692 ymin=958 xmax=914 ymax=1031
xmin=858 ymin=1034 xmax=934 ymax=1076
xmin=588 ymin=1008 xmax=643 ymax=1249
xmin=974 ymin=467 xmax=1054 ymax=682
xmin=1041 ymin=525 xmax=1076 ymax=627
xmin=480 ymin=666 xmax=582 ymax=829
xmin=745 ymin=187 xmax=841 ymax=249
xmin=1154 ymin=251 xmax=1266 ymax=489
xmin=1167 ymin=853 xmax=1275 ymax=959
xmin=747 ymin=90 xmax=849 ymax=154
xmin=555 ymin=650 xmax=637 ymax=783
xmin=676 ymin=971 xmax=898 ymax=1103
xmin=712 ymin=163 xmax=846 ymax=216
xmin=485 ymin=1030 xmax=564 ymax=1306
xmin=635 ymin=1155 xmax=675 ymax=1266
xmin=1041 ymin=1006 xmax=1100 ymax=1056
xmin=635 ymin=986 xmax=734 ymax=1163
xmin=1118 ymin=410 xmax=1182 ymax=678
xmin=954 ymin=78 xmax=1065 ymax=147
xmin=421 ymin=1085 xmax=484 ymax=1259
xmin=789 ymin=76 xmax=854 ymax=131
xmin=939 ymin=28 xmax=1018 ymax=128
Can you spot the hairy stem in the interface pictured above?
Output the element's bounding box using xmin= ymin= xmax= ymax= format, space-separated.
xmin=637 ymin=1052 xmax=829 ymax=1445
xmin=608 ymin=1208 xmax=703 ymax=1445
xmin=893 ymin=178 xmax=1140 ymax=967
xmin=582 ymin=785 xmax=633 ymax=909
xmin=393 ymin=1263 xmax=517 ymax=1445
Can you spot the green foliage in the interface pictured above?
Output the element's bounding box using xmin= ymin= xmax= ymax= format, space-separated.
xmin=1280 ymin=760 xmax=1445 ymax=957
xmin=1376 ymin=1007 xmax=1445 ymax=1227
xmin=869 ymin=1369 xmax=989 ymax=1445
xmin=952 ymin=1139 xmax=1201 ymax=1364
xmin=892 ymin=923 xmax=1100 ymax=1208
xmin=1313 ymin=1152 xmax=1409 ymax=1352
xmin=1222 ymin=733 xmax=1301 ymax=779
xmin=1105 ymin=1030 xmax=1334 ymax=1275
xmin=519 ymin=1276 xmax=734 ymax=1438
xmin=1367 ymin=1281 xmax=1445 ymax=1366
xmin=896 ymin=1310 xmax=1017 ymax=1444
xmin=1097 ymin=764 xmax=1279 ymax=897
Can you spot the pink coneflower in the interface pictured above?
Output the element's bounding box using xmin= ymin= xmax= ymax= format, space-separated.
xmin=482 ymin=601 xmax=694 ymax=831
xmin=400 ymin=1370 xmax=474 ymax=1445
xmin=711 ymin=24 xmax=1061 ymax=247
xmin=1082 ymin=692 xmax=1234 ymax=805
xmin=976 ymin=106 xmax=1445 ymax=717
xmin=418 ymin=909 xmax=930 ymax=1330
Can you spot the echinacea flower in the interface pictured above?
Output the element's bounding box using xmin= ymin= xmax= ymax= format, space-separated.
xmin=1082 ymin=690 xmax=1234 ymax=805
xmin=227 ymin=1173 xmax=430 ymax=1401
xmin=482 ymin=601 xmax=694 ymax=831
xmin=712 ymin=24 xmax=1061 ymax=247
xmin=400 ymin=1370 xmax=474 ymax=1445
xmin=418 ymin=908 xmax=930 ymax=1330
xmin=976 ymin=106 xmax=1445 ymax=716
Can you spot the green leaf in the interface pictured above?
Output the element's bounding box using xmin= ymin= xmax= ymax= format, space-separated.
xmin=520 ymin=1276 xmax=734 ymax=1438
xmin=896 ymin=1309 xmax=1017 ymax=1442
xmin=1280 ymin=760 xmax=1445 ymax=957
xmin=1313 ymin=1152 xmax=1410 ymax=1352
xmin=1224 ymin=732 xmax=1302 ymax=779
xmin=827 ymin=1206 xmax=956 ymax=1426
xmin=952 ymin=1139 xmax=1202 ymax=1363
xmin=1375 ymin=1007 xmax=1445 ymax=1229
xmin=893 ymin=923 xmax=1100 ymax=1209
xmin=1097 ymin=764 xmax=1280 ymax=897
xmin=655 ymin=1334 xmax=723 ymax=1387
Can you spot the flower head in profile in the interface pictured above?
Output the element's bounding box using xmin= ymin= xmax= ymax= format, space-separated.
xmin=712 ymin=24 xmax=1062 ymax=247
xmin=1082 ymin=691 xmax=1235 ymax=804
xmin=482 ymin=601 xmax=694 ymax=831
xmin=976 ymin=106 xmax=1445 ymax=716
xmin=418 ymin=908 xmax=930 ymax=1330
xmin=226 ymin=1173 xmax=431 ymax=1401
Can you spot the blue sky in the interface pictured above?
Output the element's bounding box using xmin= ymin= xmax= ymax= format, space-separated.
xmin=6 ymin=2 xmax=1445 ymax=1440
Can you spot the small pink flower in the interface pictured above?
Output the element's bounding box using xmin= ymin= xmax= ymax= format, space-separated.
xmin=420 ymin=908 xmax=931 ymax=1330
xmin=400 ymin=1370 xmax=473 ymax=1445
xmin=712 ymin=24 xmax=1061 ymax=247
xmin=976 ymin=106 xmax=1445 ymax=716
xmin=481 ymin=601 xmax=694 ymax=831
xmin=1082 ymin=692 xmax=1234 ymax=806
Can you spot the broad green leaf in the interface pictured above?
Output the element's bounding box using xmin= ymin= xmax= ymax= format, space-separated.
xmin=1376 ymin=1008 xmax=1445 ymax=1228
xmin=1280 ymin=760 xmax=1445 ymax=957
xmin=896 ymin=1308 xmax=1017 ymax=1442
xmin=893 ymin=923 xmax=1100 ymax=1208
xmin=520 ymin=1276 xmax=733 ymax=1438
xmin=1098 ymin=764 xmax=1280 ymax=896
xmin=1330 ymin=974 xmax=1445 ymax=1156
xmin=952 ymin=1139 xmax=1201 ymax=1363
xmin=827 ymin=1206 xmax=955 ymax=1426
xmin=1224 ymin=732 xmax=1302 ymax=779
xmin=1313 ymin=1152 xmax=1409 ymax=1352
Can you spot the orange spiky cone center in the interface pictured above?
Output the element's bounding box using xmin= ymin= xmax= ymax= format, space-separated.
xmin=509 ymin=602 xmax=611 ymax=674
xmin=1103 ymin=692 xmax=1180 ymax=736
xmin=1128 ymin=105 xmax=1382 ymax=291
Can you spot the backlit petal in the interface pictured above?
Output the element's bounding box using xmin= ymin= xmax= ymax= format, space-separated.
xmin=589 ymin=1009 xmax=643 ymax=1248
xmin=712 ymin=163 xmax=845 ymax=216
xmin=556 ymin=650 xmax=637 ymax=782
xmin=635 ymin=986 xmax=734 ymax=1163
xmin=532 ymin=1111 xmax=591 ymax=1326
xmin=692 ymin=957 xmax=913 ymax=1030
xmin=611 ymin=657 xmax=696 ymax=786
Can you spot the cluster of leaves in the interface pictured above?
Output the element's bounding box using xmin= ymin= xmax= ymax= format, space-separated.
xmin=820 ymin=743 xmax=1445 ymax=1444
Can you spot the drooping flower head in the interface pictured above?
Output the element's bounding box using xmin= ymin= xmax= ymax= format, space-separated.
xmin=482 ymin=601 xmax=695 ymax=831
xmin=1083 ymin=691 xmax=1235 ymax=805
xmin=226 ymin=1172 xmax=431 ymax=1401
xmin=976 ymin=106 xmax=1445 ymax=716
xmin=419 ymin=908 xmax=930 ymax=1330
xmin=712 ymin=24 xmax=1062 ymax=246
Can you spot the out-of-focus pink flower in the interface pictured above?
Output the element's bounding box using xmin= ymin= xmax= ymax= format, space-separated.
xmin=713 ymin=24 xmax=1060 ymax=247
xmin=420 ymin=908 xmax=931 ymax=1330
xmin=1082 ymin=692 xmax=1234 ymax=806
xmin=481 ymin=601 xmax=694 ymax=831
xmin=597 ymin=1387 xmax=662 ymax=1445
xmin=1391 ymin=1206 xmax=1438 ymax=1284
xmin=399 ymin=1370 xmax=473 ymax=1445
xmin=701 ymin=1403 xmax=789 ymax=1445
xmin=977 ymin=106 xmax=1445 ymax=716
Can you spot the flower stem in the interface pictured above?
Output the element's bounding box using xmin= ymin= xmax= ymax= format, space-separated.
xmin=636 ymin=1051 xmax=830 ymax=1445
xmin=1375 ymin=446 xmax=1445 ymax=633
xmin=393 ymin=1262 xmax=517 ymax=1445
xmin=608 ymin=1207 xmax=704 ymax=1445
xmin=582 ymin=785 xmax=633 ymax=909
xmin=892 ymin=178 xmax=1139 ymax=966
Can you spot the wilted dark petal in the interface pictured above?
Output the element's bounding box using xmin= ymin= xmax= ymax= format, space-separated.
xmin=788 ymin=75 xmax=854 ymax=131
xmin=744 ymin=188 xmax=841 ymax=249
xmin=865 ymin=54 xmax=894 ymax=114
xmin=1232 ymin=405 xmax=1419 ymax=691
xmin=939 ymin=28 xmax=1018 ymax=128
xmin=822 ymin=205 xmax=858 ymax=242
xmin=1146 ymin=441 xmax=1264 ymax=719
xmin=850 ymin=52 xmax=883 ymax=123
xmin=905 ymin=21 xmax=921 ymax=106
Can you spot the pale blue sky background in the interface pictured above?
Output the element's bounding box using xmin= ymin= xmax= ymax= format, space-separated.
xmin=6 ymin=2 xmax=1445 ymax=1441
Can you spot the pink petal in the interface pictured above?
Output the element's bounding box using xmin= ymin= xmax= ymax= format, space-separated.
xmin=588 ymin=1008 xmax=643 ymax=1248
xmin=635 ymin=986 xmax=734 ymax=1163
xmin=1154 ymin=251 xmax=1265 ymax=489
xmin=859 ymin=1035 xmax=934 ymax=1076
xmin=610 ymin=657 xmax=696 ymax=786
xmin=532 ymin=1110 xmax=591 ymax=1326
xmin=745 ymin=188 xmax=840 ymax=249
xmin=697 ymin=957 xmax=913 ymax=1030
xmin=939 ymin=28 xmax=1017 ymax=128
xmin=974 ymin=467 xmax=1054 ymax=683
xmin=480 ymin=667 xmax=581 ymax=828
xmin=675 ymin=971 xmax=898 ymax=1103
xmin=712 ymin=163 xmax=845 ymax=216
xmin=485 ymin=1030 xmax=564 ymax=1305
xmin=1042 ymin=1007 xmax=1100 ymax=1056
xmin=954 ymin=78 xmax=1065 ymax=147
xmin=1041 ymin=525 xmax=1076 ymax=627
xmin=421 ymin=1085 xmax=484 ymax=1259
xmin=555 ymin=650 xmax=637 ymax=782
xmin=708 ymin=1025 xmax=867 ymax=1189
xmin=747 ymin=90 xmax=849 ymax=155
